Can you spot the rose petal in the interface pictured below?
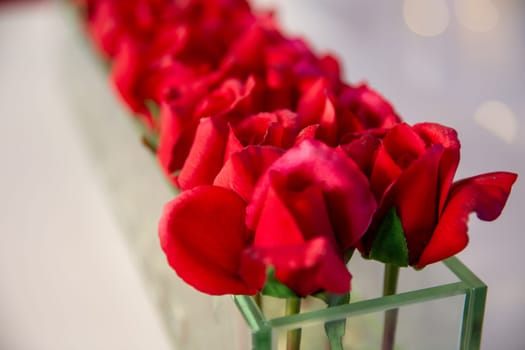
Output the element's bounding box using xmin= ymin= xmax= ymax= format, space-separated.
xmin=220 ymin=20 xmax=268 ymax=73
xmin=234 ymin=112 xmax=278 ymax=145
xmin=214 ymin=145 xmax=284 ymax=201
xmin=247 ymin=139 xmax=376 ymax=250
xmin=297 ymin=78 xmax=329 ymax=128
xmin=294 ymin=124 xmax=320 ymax=144
xmin=242 ymin=236 xmax=352 ymax=296
xmin=389 ymin=144 xmax=443 ymax=263
xmin=339 ymin=133 xmax=381 ymax=175
xmin=159 ymin=186 xmax=261 ymax=295
xmin=157 ymin=102 xmax=198 ymax=182
xmin=253 ymin=179 xmax=308 ymax=246
xmin=111 ymin=39 xmax=154 ymax=126
xmin=178 ymin=117 xmax=229 ymax=190
xmin=338 ymin=83 xmax=401 ymax=129
xmin=253 ymin=174 xmax=339 ymax=247
xmin=416 ymin=172 xmax=517 ymax=267
xmin=277 ymin=182 xmax=339 ymax=247
xmin=318 ymin=96 xmax=338 ymax=146
xmin=413 ymin=123 xmax=461 ymax=215
xmin=194 ymin=76 xmax=256 ymax=120
xmin=382 ymin=123 xmax=426 ymax=169
xmin=370 ymin=144 xmax=402 ymax=201
xmin=232 ymin=110 xmax=300 ymax=148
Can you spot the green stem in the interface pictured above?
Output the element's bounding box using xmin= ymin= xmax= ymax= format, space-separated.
xmin=253 ymin=292 xmax=262 ymax=311
xmin=286 ymin=298 xmax=301 ymax=350
xmin=324 ymin=292 xmax=350 ymax=350
xmin=382 ymin=264 xmax=400 ymax=350
xmin=325 ymin=320 xmax=344 ymax=350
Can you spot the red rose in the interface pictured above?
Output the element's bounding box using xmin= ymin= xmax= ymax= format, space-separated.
xmin=220 ymin=17 xmax=342 ymax=102
xmin=154 ymin=15 xmax=387 ymax=187
xmin=156 ymin=75 xmax=253 ymax=184
xmin=296 ymin=79 xmax=403 ymax=147
xmin=177 ymin=109 xmax=302 ymax=190
xmin=342 ymin=122 xmax=517 ymax=267
xmin=337 ymin=83 xmax=402 ymax=132
xmin=84 ymin=0 xmax=253 ymax=58
xmin=85 ymin=0 xmax=169 ymax=58
xmin=158 ymin=145 xmax=284 ymax=295
xmin=244 ymin=139 xmax=377 ymax=295
xmin=158 ymin=140 xmax=377 ymax=296
xmin=107 ymin=0 xmax=256 ymax=127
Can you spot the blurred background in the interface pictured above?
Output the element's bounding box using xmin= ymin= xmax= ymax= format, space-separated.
xmin=0 ymin=0 xmax=523 ymax=349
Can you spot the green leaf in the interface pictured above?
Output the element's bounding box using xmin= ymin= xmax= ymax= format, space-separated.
xmin=369 ymin=208 xmax=409 ymax=267
xmin=261 ymin=268 xmax=298 ymax=298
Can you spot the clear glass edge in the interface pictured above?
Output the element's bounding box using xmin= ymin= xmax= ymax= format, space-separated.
xmin=233 ymin=256 xmax=487 ymax=333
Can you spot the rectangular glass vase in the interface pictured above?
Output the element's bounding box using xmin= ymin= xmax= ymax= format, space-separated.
xmin=234 ymin=256 xmax=486 ymax=350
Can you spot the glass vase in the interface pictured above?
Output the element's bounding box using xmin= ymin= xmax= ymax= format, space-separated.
xmin=234 ymin=256 xmax=486 ymax=350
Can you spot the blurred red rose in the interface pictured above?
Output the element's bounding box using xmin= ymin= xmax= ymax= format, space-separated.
xmin=154 ymin=16 xmax=357 ymax=185
xmin=337 ymin=83 xmax=401 ymax=131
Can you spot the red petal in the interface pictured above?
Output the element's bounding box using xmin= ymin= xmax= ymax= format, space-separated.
xmin=194 ymin=76 xmax=256 ymax=120
xmin=223 ymin=126 xmax=244 ymax=162
xmin=382 ymin=123 xmax=426 ymax=169
xmin=413 ymin=123 xmax=460 ymax=215
xmin=220 ymin=21 xmax=268 ymax=73
xmin=297 ymin=78 xmax=327 ymax=127
xmin=370 ymin=144 xmax=402 ymax=201
xmin=294 ymin=124 xmax=319 ymax=144
xmin=390 ymin=145 xmax=443 ymax=263
xmin=111 ymin=39 xmax=154 ymax=127
xmin=416 ymin=172 xmax=517 ymax=267
xmin=252 ymin=175 xmax=339 ymax=247
xmin=247 ymin=139 xmax=376 ymax=250
xmin=242 ymin=237 xmax=352 ymax=296
xmin=253 ymin=180 xmax=307 ymax=246
xmin=338 ymin=83 xmax=401 ymax=129
xmin=234 ymin=112 xmax=278 ymax=145
xmin=159 ymin=186 xmax=261 ymax=295
xmin=318 ymin=97 xmax=338 ymax=146
xmin=157 ymin=102 xmax=198 ymax=182
xmin=339 ymin=133 xmax=381 ymax=175
xmin=214 ymin=146 xmax=284 ymax=201
xmin=178 ymin=117 xmax=229 ymax=190
xmin=156 ymin=72 xmax=222 ymax=182
xmin=278 ymin=182 xmax=340 ymax=248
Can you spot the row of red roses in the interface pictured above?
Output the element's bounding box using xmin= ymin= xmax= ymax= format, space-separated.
xmin=75 ymin=0 xmax=517 ymax=298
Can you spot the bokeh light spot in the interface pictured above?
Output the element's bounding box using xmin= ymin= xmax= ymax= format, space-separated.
xmin=455 ymin=0 xmax=499 ymax=33
xmin=403 ymin=0 xmax=450 ymax=37
xmin=474 ymin=100 xmax=518 ymax=144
